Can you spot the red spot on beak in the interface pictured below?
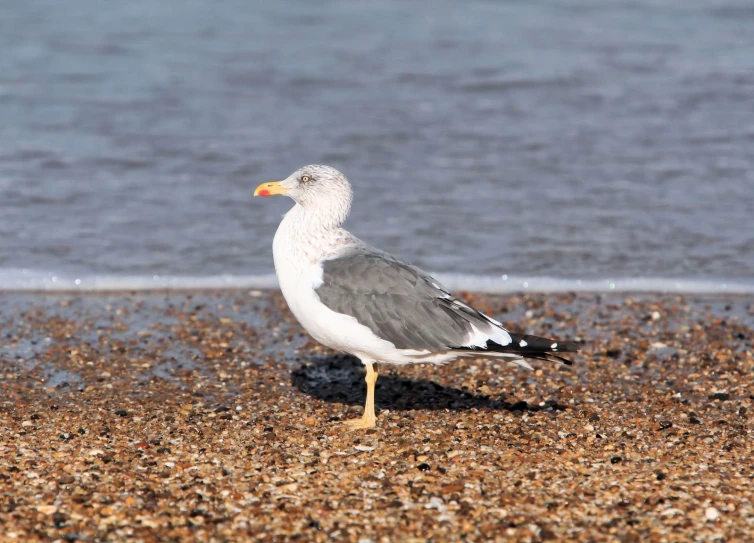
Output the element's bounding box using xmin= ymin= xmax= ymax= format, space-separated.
xmin=258 ymin=189 xmax=270 ymax=197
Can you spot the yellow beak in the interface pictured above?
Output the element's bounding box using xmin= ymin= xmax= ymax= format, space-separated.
xmin=254 ymin=181 xmax=289 ymax=197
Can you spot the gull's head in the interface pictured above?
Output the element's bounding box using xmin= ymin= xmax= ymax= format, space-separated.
xmin=255 ymin=165 xmax=353 ymax=220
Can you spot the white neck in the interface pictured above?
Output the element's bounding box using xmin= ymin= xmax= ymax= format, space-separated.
xmin=273 ymin=202 xmax=354 ymax=272
xmin=295 ymin=184 xmax=353 ymax=229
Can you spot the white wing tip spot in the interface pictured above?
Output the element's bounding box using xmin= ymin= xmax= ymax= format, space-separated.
xmin=551 ymin=342 xmax=558 ymax=350
xmin=519 ymin=340 xmax=528 ymax=347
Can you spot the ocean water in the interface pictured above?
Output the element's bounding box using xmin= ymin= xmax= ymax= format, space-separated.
xmin=1 ymin=1 xmax=753 ymax=292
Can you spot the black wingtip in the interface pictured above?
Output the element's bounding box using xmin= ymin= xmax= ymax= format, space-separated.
xmin=546 ymin=352 xmax=574 ymax=366
xmin=476 ymin=332 xmax=578 ymax=365
xmin=507 ymin=333 xmax=579 ymax=353
xmin=507 ymin=350 xmax=574 ymax=366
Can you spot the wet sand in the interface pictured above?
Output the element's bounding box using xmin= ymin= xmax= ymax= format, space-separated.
xmin=0 ymin=291 xmax=752 ymax=542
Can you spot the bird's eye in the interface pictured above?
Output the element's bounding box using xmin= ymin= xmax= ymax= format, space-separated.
xmin=300 ymin=175 xmax=312 ymax=183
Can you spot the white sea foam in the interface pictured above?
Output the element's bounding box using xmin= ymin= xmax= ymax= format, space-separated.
xmin=435 ymin=274 xmax=754 ymax=294
xmin=1 ymin=269 xmax=752 ymax=294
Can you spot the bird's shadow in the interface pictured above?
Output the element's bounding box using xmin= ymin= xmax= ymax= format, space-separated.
xmin=291 ymin=354 xmax=566 ymax=414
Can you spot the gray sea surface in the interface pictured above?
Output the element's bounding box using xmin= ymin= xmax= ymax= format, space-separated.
xmin=1 ymin=0 xmax=753 ymax=291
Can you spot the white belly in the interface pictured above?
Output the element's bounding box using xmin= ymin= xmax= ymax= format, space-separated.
xmin=276 ymin=261 xmax=402 ymax=360
xmin=272 ymin=217 xmax=396 ymax=361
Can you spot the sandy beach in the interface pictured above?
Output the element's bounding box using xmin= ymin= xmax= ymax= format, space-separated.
xmin=0 ymin=290 xmax=752 ymax=542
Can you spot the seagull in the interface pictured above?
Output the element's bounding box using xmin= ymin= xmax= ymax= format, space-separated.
xmin=255 ymin=165 xmax=578 ymax=429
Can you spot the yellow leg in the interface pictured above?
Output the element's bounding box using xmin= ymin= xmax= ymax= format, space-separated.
xmin=343 ymin=363 xmax=378 ymax=430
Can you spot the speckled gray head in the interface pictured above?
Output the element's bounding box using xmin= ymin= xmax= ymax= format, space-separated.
xmin=255 ymin=164 xmax=354 ymax=212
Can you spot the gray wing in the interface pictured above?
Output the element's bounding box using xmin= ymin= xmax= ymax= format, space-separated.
xmin=314 ymin=245 xmax=498 ymax=351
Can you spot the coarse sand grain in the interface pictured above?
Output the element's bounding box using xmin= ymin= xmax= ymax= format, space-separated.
xmin=0 ymin=291 xmax=752 ymax=542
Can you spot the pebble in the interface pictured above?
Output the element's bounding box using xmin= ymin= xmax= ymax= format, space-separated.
xmin=0 ymin=291 xmax=750 ymax=542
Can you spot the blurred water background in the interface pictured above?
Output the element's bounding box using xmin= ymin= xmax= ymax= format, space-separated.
xmin=1 ymin=0 xmax=753 ymax=292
